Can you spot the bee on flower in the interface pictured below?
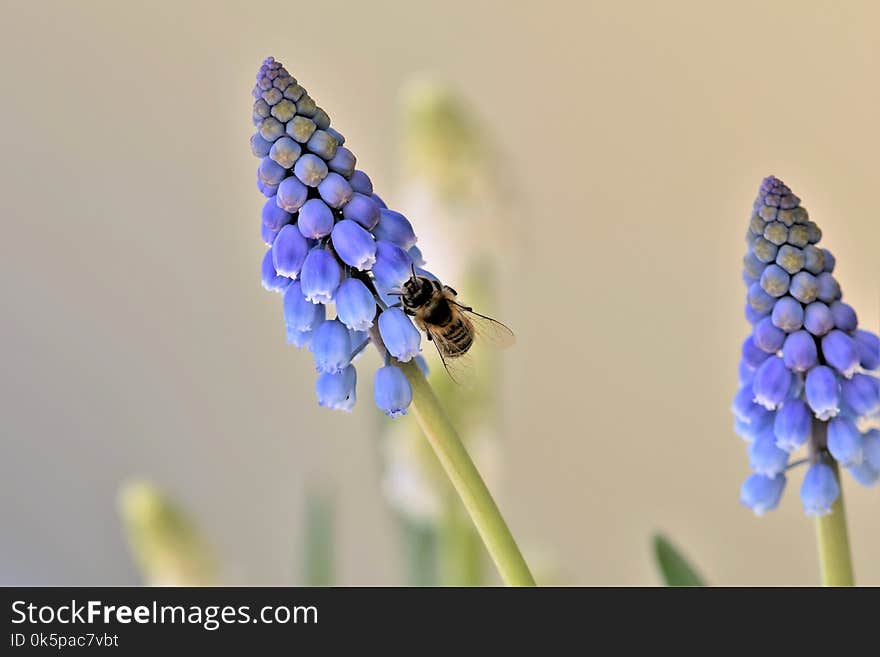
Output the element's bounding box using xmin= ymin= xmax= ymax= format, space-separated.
xmin=250 ymin=57 xmax=513 ymax=416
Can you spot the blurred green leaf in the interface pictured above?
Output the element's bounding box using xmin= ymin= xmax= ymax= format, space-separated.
xmin=302 ymin=491 xmax=334 ymax=586
xmin=399 ymin=519 xmax=439 ymax=587
xmin=652 ymin=533 xmax=706 ymax=587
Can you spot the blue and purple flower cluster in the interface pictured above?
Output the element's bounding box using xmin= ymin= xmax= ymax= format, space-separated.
xmin=735 ymin=177 xmax=880 ymax=516
xmin=251 ymin=57 xmax=427 ymax=417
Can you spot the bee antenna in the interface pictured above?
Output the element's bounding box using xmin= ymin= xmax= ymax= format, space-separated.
xmin=410 ymin=263 xmax=417 ymax=279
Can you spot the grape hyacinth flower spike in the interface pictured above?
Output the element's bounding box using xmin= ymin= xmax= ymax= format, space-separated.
xmin=735 ymin=176 xmax=879 ymax=585
xmin=252 ymin=57 xmax=424 ymax=417
xmin=248 ymin=57 xmax=534 ymax=586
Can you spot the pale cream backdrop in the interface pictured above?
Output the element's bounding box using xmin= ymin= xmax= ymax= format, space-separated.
xmin=1 ymin=1 xmax=877 ymax=585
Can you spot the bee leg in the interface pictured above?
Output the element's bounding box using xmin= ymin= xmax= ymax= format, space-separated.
xmin=443 ymin=285 xmax=458 ymax=296
xmin=426 ymin=332 xmax=433 ymax=341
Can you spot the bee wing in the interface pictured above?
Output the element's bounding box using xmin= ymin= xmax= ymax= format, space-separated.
xmin=425 ymin=326 xmax=478 ymax=388
xmin=453 ymin=304 xmax=516 ymax=349
xmin=424 ymin=304 xmax=515 ymax=386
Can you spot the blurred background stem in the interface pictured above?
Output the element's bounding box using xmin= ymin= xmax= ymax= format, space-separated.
xmin=401 ymin=360 xmax=535 ymax=586
xmin=439 ymin=499 xmax=483 ymax=586
xmin=302 ymin=491 xmax=334 ymax=586
xmin=399 ymin=520 xmax=439 ymax=586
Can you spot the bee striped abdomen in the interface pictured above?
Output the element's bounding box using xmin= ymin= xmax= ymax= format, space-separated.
xmin=442 ymin=317 xmax=473 ymax=356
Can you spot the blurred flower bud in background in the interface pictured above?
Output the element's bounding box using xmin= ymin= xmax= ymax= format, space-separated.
xmin=374 ymin=78 xmax=553 ymax=585
xmin=398 ymin=79 xmax=492 ymax=207
xmin=396 ymin=78 xmax=519 ymax=277
xmin=117 ymin=479 xmax=217 ymax=586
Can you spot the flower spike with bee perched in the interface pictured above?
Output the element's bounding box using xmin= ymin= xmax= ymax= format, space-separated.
xmin=251 ymin=56 xmax=514 ymax=413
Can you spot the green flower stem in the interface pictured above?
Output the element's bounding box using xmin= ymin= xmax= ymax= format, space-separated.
xmin=810 ymin=419 xmax=854 ymax=587
xmin=814 ymin=461 xmax=854 ymax=587
xmin=400 ymin=360 xmax=536 ymax=586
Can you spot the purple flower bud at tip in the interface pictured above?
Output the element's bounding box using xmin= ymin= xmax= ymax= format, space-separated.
xmin=408 ymin=246 xmax=426 ymax=268
xmin=752 ymin=356 xmax=792 ymax=411
xmin=822 ymin=330 xmax=859 ymax=379
xmin=773 ymin=400 xmax=811 ymax=452
xmin=331 ymin=220 xmax=377 ymax=270
xmin=262 ymin=197 xmax=293 ymax=231
xmin=771 ymin=296 xmax=804 ymax=332
xmin=251 ymin=133 xmax=272 ymax=158
xmin=748 ymin=434 xmax=789 ymax=476
xmin=863 ymin=429 xmax=880 ymax=471
xmin=283 ymin=281 xmax=324 ymax=332
xmin=804 ymin=302 xmax=833 ymax=337
xmin=316 ymin=365 xmax=357 ymax=411
xmin=742 ymin=336 xmax=771 ymax=369
xmin=841 ymin=374 xmax=880 ymax=418
xmin=297 ymin=198 xmax=335 ymax=239
xmin=740 ymin=473 xmax=786 ymax=516
xmin=378 ymin=308 xmax=422 ymax=363
xmin=317 ymin=172 xmax=353 ymax=209
xmin=816 ymin=272 xmax=841 ymax=303
xmin=373 ymin=209 xmax=417 ymax=251
xmin=781 ymin=330 xmax=818 ymax=372
xmin=821 ymin=249 xmax=836 ymax=273
xmin=341 ymin=193 xmax=380 ymax=230
xmin=327 ymin=146 xmax=356 ymax=178
xmin=374 ymin=365 xmax=412 ymax=418
xmin=294 ymin=153 xmax=329 ymax=187
xmin=753 ymin=317 xmax=785 ymax=353
xmin=804 ymin=366 xmax=841 ymax=420
xmin=349 ymin=170 xmax=373 ymax=195
xmin=261 ymin=247 xmax=291 ymax=293
xmin=847 ymin=461 xmax=880 ymax=487
xmin=827 ymin=416 xmax=863 ymax=467
xmin=310 ymin=319 xmax=352 ymax=374
xmin=258 ymin=157 xmax=286 ymax=186
xmin=276 ymin=176 xmax=309 ymax=213
xmin=300 ymin=248 xmax=342 ymax=304
xmin=760 ymin=264 xmax=790 ymax=298
xmin=800 ymin=462 xmax=840 ymax=516
xmin=269 ymin=136 xmax=302 ymax=169
xmin=371 ymin=241 xmax=413 ymax=292
xmin=854 ymin=330 xmax=879 ymax=370
xmin=272 ymin=224 xmax=309 ymax=278
xmin=334 ymin=278 xmax=376 ymax=331
xmin=306 ymin=130 xmax=338 ymax=161
xmin=829 ymin=301 xmax=857 ymax=332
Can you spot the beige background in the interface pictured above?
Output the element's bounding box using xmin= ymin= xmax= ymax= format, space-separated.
xmin=1 ymin=0 xmax=877 ymax=585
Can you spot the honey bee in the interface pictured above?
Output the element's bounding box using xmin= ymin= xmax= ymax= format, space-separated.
xmin=392 ymin=268 xmax=515 ymax=384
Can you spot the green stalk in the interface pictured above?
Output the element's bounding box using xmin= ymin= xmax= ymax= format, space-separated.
xmin=400 ymin=360 xmax=536 ymax=586
xmin=810 ymin=420 xmax=854 ymax=587
xmin=814 ymin=461 xmax=854 ymax=586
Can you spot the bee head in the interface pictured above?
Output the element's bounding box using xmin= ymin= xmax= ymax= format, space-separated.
xmin=402 ymin=275 xmax=421 ymax=297
xmin=400 ymin=262 xmax=418 ymax=292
